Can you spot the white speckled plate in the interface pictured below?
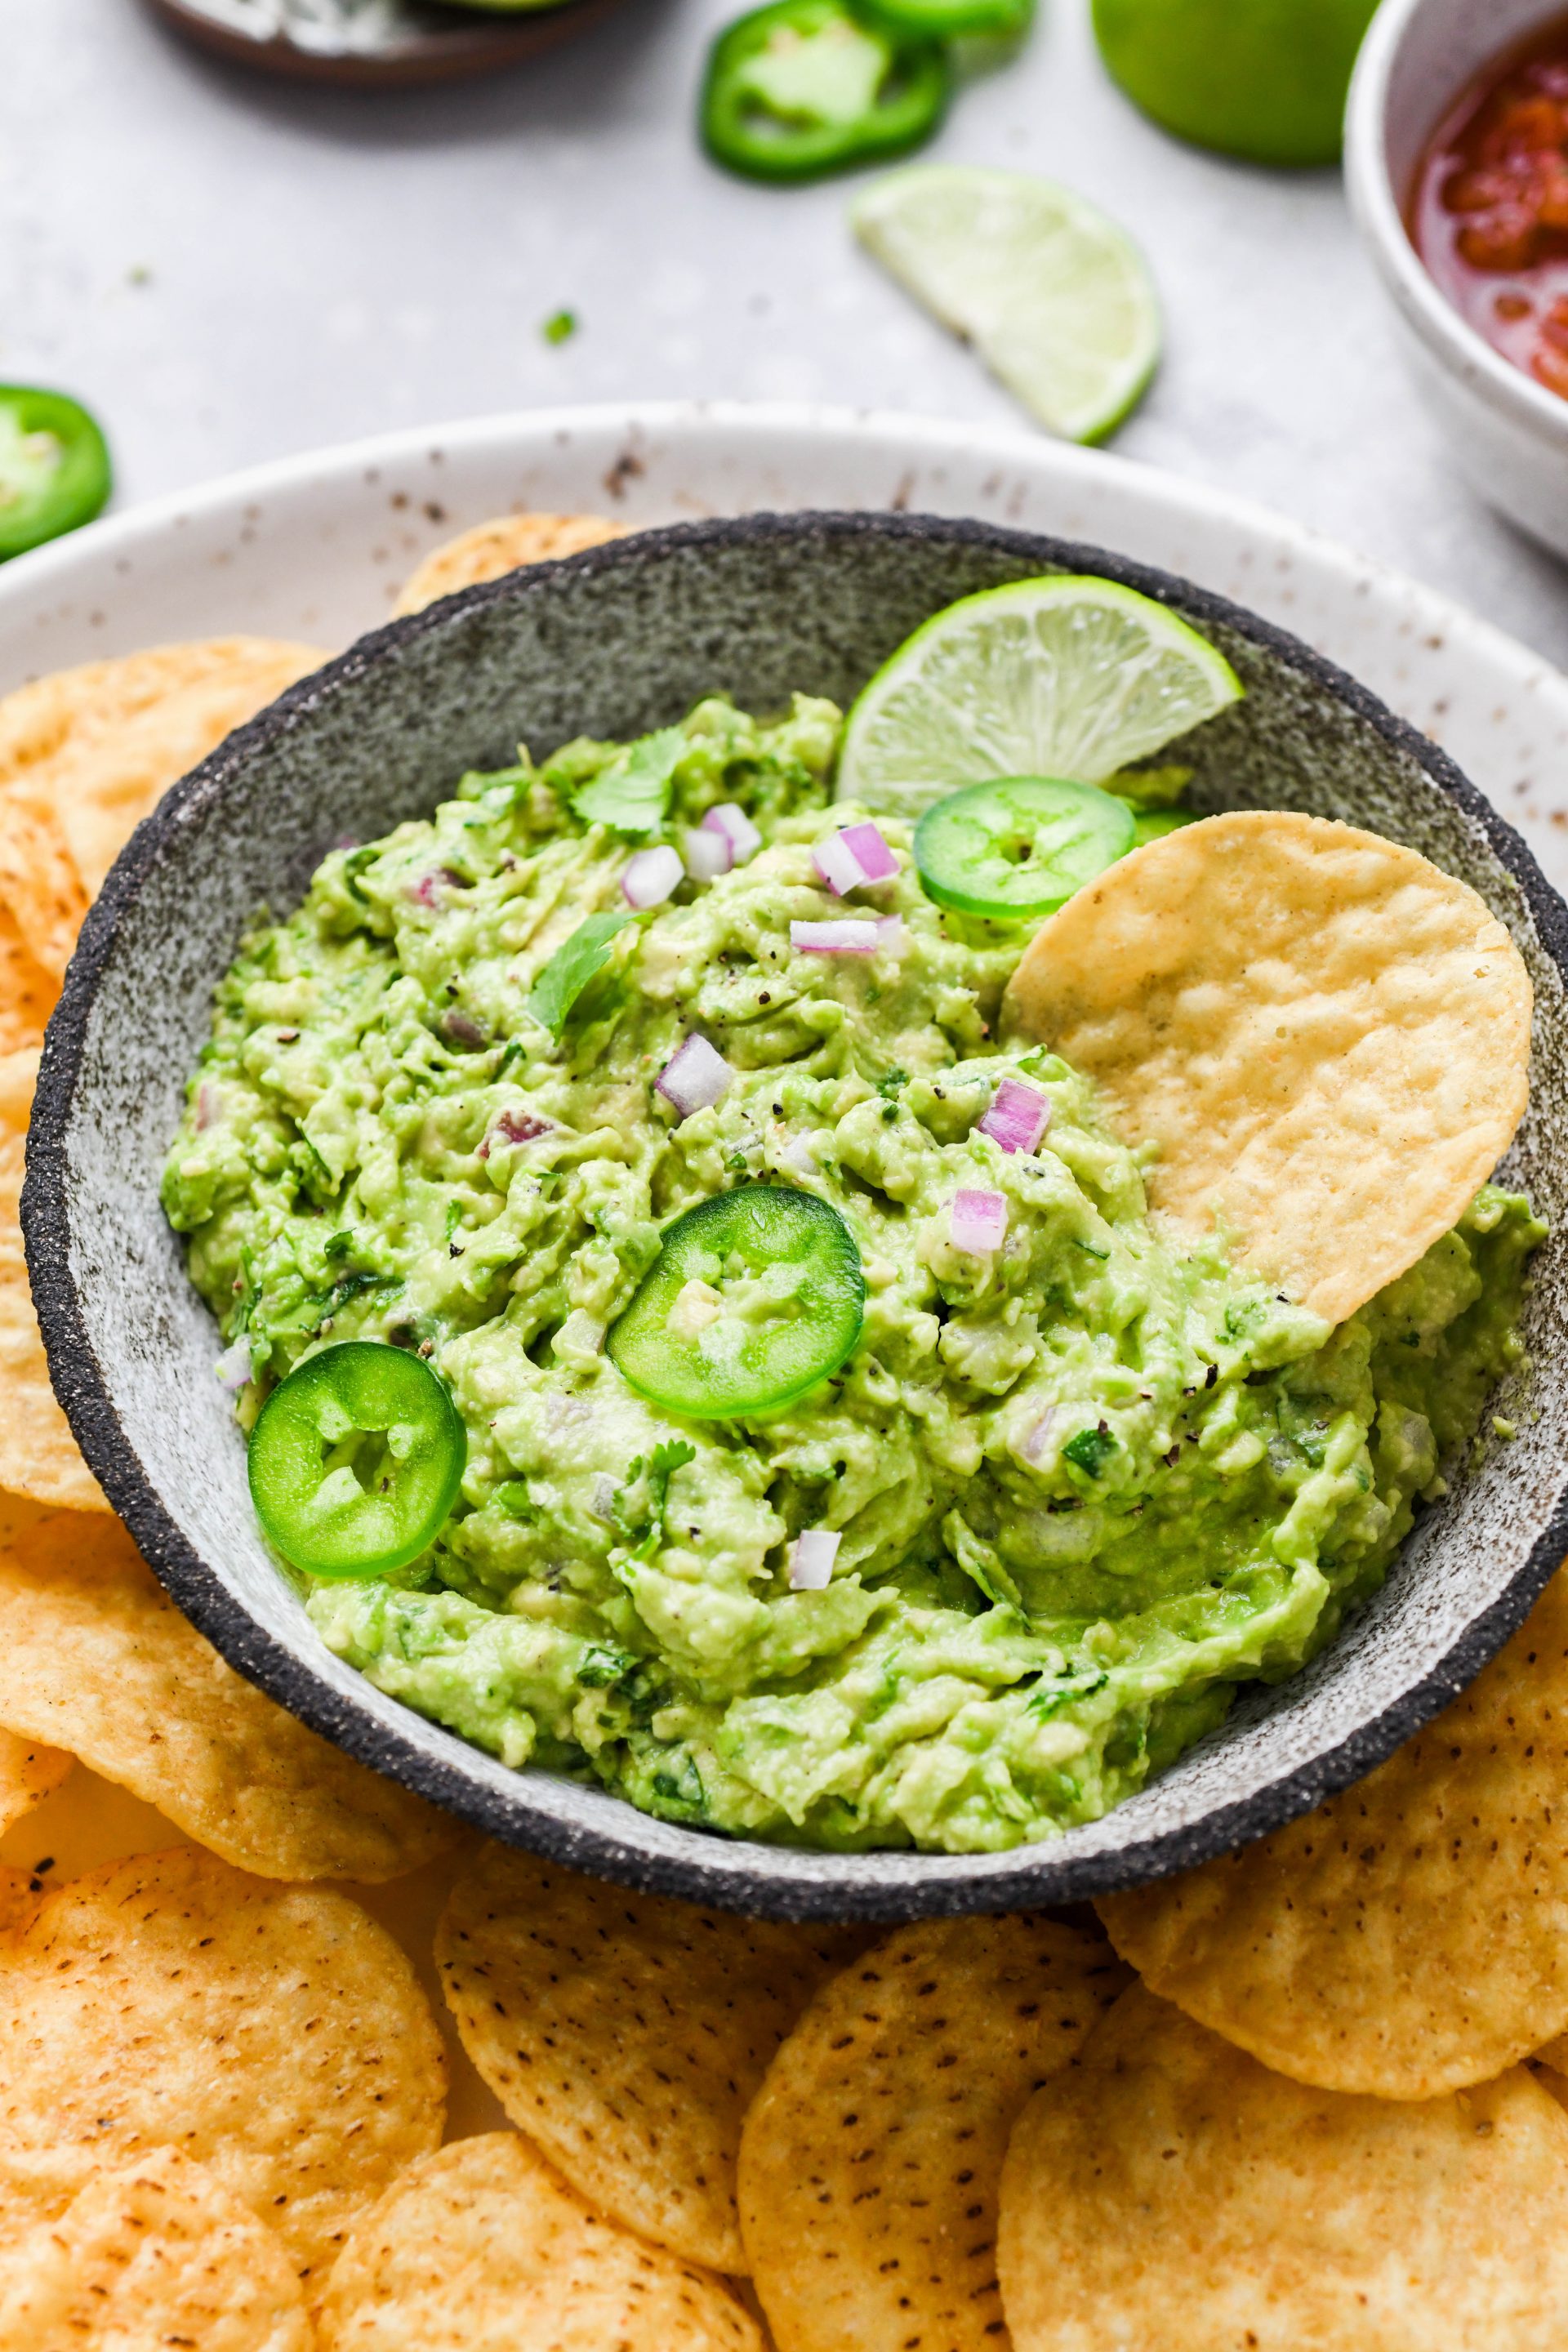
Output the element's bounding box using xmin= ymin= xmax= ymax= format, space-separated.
xmin=145 ymin=0 xmax=627 ymax=86
xmin=2 ymin=399 xmax=1566 ymax=896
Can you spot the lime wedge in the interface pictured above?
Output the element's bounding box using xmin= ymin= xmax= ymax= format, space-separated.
xmin=850 ymin=166 xmax=1160 ymax=443
xmin=835 ymin=576 xmax=1243 ymax=821
xmin=1092 ymin=0 xmax=1379 ymax=170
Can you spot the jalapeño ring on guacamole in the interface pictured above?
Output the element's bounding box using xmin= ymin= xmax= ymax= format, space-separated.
xmin=163 ymin=575 xmax=1540 ymax=1859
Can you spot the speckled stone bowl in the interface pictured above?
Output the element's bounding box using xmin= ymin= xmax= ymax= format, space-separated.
xmin=24 ymin=512 xmax=1568 ymax=1920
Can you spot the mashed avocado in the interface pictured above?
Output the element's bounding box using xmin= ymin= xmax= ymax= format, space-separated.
xmin=163 ymin=696 xmax=1544 ymax=1855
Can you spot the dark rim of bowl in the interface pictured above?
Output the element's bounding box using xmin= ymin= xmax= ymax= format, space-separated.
xmin=23 ymin=508 xmax=1568 ymax=1920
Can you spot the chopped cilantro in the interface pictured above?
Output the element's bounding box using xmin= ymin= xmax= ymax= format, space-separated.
xmin=528 ymin=911 xmax=635 ymax=1040
xmin=1064 ymin=1425 xmax=1116 ymax=1479
xmin=572 ymin=726 xmax=686 ymax=836
xmin=541 ymin=309 xmax=578 ymax=345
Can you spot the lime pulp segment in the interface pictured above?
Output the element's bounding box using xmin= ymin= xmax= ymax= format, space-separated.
xmin=835 ymin=574 xmax=1244 ymax=822
xmin=850 ymin=165 xmax=1160 ymax=442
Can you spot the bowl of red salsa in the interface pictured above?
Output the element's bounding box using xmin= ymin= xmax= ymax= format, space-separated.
xmin=1348 ymin=0 xmax=1568 ymax=559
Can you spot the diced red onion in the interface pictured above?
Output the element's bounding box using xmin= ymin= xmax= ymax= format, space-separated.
xmin=479 ymin=1106 xmax=554 ymax=1160
xmin=839 ymin=820 xmax=898 ymax=883
xmin=194 ymin=1082 xmax=221 ymax=1134
xmin=443 ymin=1009 xmax=486 ymax=1049
xmin=703 ymin=802 xmax=761 ymax=865
xmin=813 ymin=831 xmax=868 ymax=897
xmin=978 ymin=1076 xmax=1050 ymax=1156
xmin=812 ymin=821 xmax=900 ymax=896
xmin=877 ymin=915 xmax=904 ymax=954
xmin=779 ymin=1132 xmax=819 ymax=1179
xmin=621 ymin=844 xmax=684 ymax=910
xmin=1021 ymin=1408 xmax=1057 ymax=1465
xmin=951 ymin=1188 xmax=1009 ymax=1254
xmin=656 ymin=1033 xmax=734 ymax=1119
xmin=215 ymin=1336 xmax=253 ymax=1391
xmin=407 ymin=866 xmax=466 ymax=908
xmin=590 ymin=1472 xmax=618 ymax=1521
xmin=789 ymin=1528 xmax=840 ymax=1590
xmin=683 ymin=826 xmax=731 ymax=882
xmin=791 ymin=918 xmax=880 ymax=956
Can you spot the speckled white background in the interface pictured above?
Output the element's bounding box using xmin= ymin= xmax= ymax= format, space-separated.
xmin=5 ymin=0 xmax=1568 ymax=670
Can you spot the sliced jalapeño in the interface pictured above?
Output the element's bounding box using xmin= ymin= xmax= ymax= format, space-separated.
xmin=247 ymin=1340 xmax=466 ymax=1579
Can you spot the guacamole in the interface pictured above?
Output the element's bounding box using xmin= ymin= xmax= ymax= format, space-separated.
xmin=162 ymin=695 xmax=1543 ymax=1855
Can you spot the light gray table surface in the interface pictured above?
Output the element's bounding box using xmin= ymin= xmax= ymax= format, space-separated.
xmin=4 ymin=0 xmax=1566 ymax=669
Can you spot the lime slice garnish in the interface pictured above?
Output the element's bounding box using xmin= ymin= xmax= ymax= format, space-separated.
xmin=836 ymin=575 xmax=1244 ymax=822
xmin=849 ymin=165 xmax=1160 ymax=443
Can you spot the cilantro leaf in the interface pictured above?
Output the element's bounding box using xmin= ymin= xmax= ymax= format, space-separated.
xmin=528 ymin=912 xmax=635 ymax=1040
xmin=648 ymin=1439 xmax=697 ymax=1521
xmin=572 ymin=726 xmax=686 ymax=836
xmin=1064 ymin=1425 xmax=1116 ymax=1479
xmin=609 ymin=1439 xmax=697 ymax=1562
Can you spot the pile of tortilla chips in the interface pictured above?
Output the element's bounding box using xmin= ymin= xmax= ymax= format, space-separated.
xmin=3 ymin=519 xmax=1568 ymax=2349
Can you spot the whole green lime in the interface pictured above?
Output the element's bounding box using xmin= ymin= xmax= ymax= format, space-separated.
xmin=1091 ymin=0 xmax=1379 ymax=168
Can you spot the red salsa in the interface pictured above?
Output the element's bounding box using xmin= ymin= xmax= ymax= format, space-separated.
xmin=1410 ymin=14 xmax=1568 ymax=401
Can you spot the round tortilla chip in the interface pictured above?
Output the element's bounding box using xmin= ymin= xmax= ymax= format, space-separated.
xmin=0 ymin=784 xmax=88 ymax=980
xmin=316 ymin=2132 xmax=762 ymax=2352
xmin=1002 ymin=812 xmax=1532 ymax=1325
xmin=0 ymin=1508 xmax=453 ymax=1881
xmin=0 ymin=2143 xmax=310 ymax=2351
xmin=434 ymin=1842 xmax=872 ymax=2270
xmin=738 ymin=1913 xmax=1129 ymax=2352
xmin=0 ymin=1726 xmax=70 ymax=1833
xmin=997 ymin=1983 xmax=1568 ymax=2352
xmin=0 ymin=642 xmax=302 ymax=782
xmin=391 ymin=512 xmax=623 ymax=616
xmin=0 ymin=901 xmax=60 ymax=1057
xmin=1098 ymin=1566 xmax=1568 ymax=2098
xmin=0 ymin=1845 xmax=448 ymax=2287
xmin=0 ymin=640 xmax=326 ymax=916
xmin=39 ymin=644 xmax=326 ymax=900
xmin=0 ymin=1054 xmax=106 ymax=1513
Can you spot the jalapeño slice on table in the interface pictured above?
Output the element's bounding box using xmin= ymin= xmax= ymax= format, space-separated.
xmin=608 ymin=1186 xmax=865 ymax=1419
xmin=913 ymin=774 xmax=1135 ymax=920
xmin=247 ymin=1341 xmax=466 ymax=1579
xmin=0 ymin=385 xmax=111 ymax=561
xmin=859 ymin=0 xmax=1031 ymax=40
xmin=700 ymin=0 xmax=950 ymax=185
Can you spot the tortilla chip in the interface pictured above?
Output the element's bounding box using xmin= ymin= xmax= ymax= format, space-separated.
xmin=0 ymin=901 xmax=60 ymax=1057
xmin=1098 ymin=1566 xmax=1568 ymax=2099
xmin=0 ymin=1508 xmax=454 ymax=1882
xmin=0 ymin=639 xmax=324 ymax=982
xmin=0 ymin=1845 xmax=448 ymax=2287
xmin=0 ymin=782 xmax=88 ymax=978
xmin=738 ymin=1913 xmax=1129 ymax=2352
xmin=0 ymin=1726 xmax=70 ymax=1832
xmin=42 ymin=645 xmax=325 ymax=900
xmin=435 ymin=1843 xmax=872 ymax=2270
xmin=0 ymin=2142 xmax=310 ymax=2350
xmin=997 ymin=1983 xmax=1568 ymax=2352
xmin=392 ymin=513 xmax=623 ymax=617
xmin=0 ymin=1052 xmax=106 ymax=1513
xmin=0 ymin=1043 xmax=37 ymax=1131
xmin=1003 ymin=812 xmax=1532 ymax=1325
xmin=316 ymin=2132 xmax=763 ymax=2352
xmin=0 ymin=642 xmax=296 ymax=780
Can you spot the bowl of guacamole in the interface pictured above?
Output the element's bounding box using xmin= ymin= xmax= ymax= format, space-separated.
xmin=26 ymin=512 xmax=1568 ymax=1917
